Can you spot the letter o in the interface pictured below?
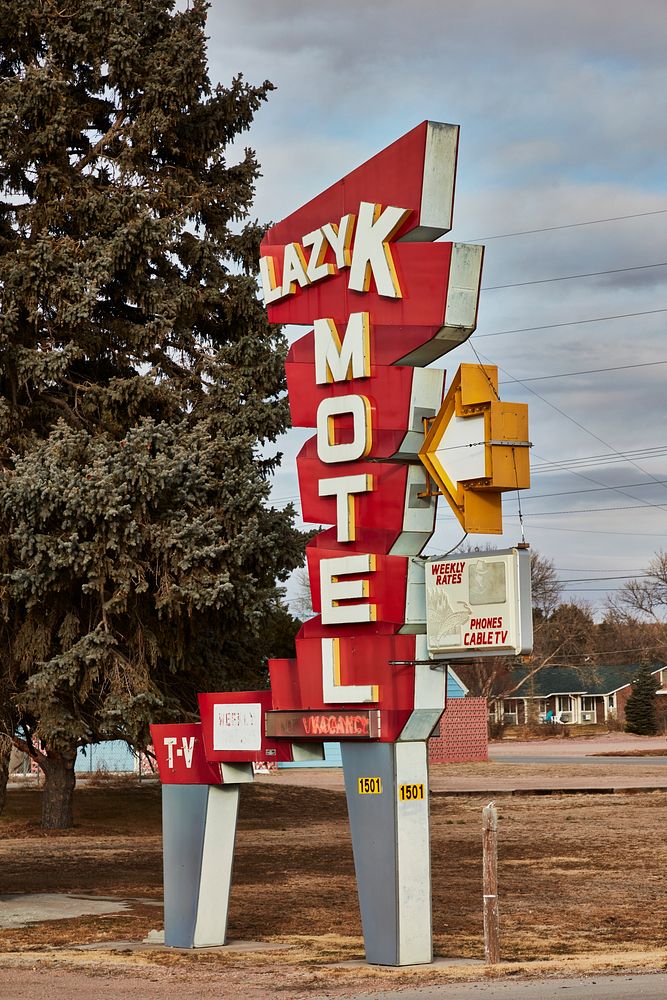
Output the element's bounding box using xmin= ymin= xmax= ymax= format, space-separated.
xmin=316 ymin=394 xmax=372 ymax=464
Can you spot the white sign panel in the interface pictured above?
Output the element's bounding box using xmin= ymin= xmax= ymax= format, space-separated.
xmin=213 ymin=702 xmax=262 ymax=752
xmin=425 ymin=548 xmax=532 ymax=658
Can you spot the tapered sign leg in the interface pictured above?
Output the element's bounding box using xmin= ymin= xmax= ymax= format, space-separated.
xmin=341 ymin=741 xmax=432 ymax=966
xmin=162 ymin=783 xmax=240 ymax=948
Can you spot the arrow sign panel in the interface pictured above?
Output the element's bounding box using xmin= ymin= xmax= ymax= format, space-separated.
xmin=418 ymin=363 xmax=530 ymax=533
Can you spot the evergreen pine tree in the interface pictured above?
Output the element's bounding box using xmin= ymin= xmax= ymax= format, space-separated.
xmin=0 ymin=0 xmax=303 ymax=827
xmin=624 ymin=665 xmax=660 ymax=736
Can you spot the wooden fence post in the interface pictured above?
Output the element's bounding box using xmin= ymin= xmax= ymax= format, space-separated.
xmin=482 ymin=800 xmax=500 ymax=964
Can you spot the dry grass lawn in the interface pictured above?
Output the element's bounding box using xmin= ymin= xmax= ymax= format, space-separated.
xmin=1 ymin=774 xmax=667 ymax=997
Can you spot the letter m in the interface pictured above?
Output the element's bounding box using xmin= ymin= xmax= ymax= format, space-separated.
xmin=314 ymin=312 xmax=370 ymax=384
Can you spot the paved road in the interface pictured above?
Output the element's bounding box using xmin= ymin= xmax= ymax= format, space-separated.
xmin=487 ymin=737 xmax=667 ymax=759
xmin=323 ymin=972 xmax=667 ymax=1000
xmin=489 ymin=754 xmax=667 ymax=765
xmin=254 ymin=737 xmax=667 ymax=794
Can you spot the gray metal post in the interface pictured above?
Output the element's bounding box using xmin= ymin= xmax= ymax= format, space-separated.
xmin=341 ymin=740 xmax=432 ymax=966
xmin=162 ymin=782 xmax=241 ymax=948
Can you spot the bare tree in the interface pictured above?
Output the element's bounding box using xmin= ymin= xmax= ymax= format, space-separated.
xmin=501 ymin=600 xmax=599 ymax=699
xmin=291 ymin=566 xmax=315 ymax=622
xmin=530 ymin=551 xmax=562 ymax=619
xmin=610 ymin=551 xmax=667 ymax=625
xmin=604 ymin=551 xmax=667 ymax=661
xmin=598 ymin=607 xmax=665 ymax=663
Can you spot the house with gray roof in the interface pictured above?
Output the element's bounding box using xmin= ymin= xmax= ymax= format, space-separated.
xmin=489 ymin=664 xmax=667 ymax=727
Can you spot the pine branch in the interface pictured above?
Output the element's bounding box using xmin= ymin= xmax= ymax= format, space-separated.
xmin=42 ymin=393 xmax=88 ymax=428
xmin=74 ymin=109 xmax=127 ymax=174
xmin=12 ymin=731 xmax=47 ymax=766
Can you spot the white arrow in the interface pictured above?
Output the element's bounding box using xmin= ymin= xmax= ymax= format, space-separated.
xmin=431 ymin=412 xmax=486 ymax=487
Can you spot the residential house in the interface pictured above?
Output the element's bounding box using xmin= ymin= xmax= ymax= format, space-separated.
xmin=489 ymin=664 xmax=667 ymax=727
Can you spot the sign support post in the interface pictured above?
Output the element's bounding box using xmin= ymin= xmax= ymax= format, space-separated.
xmin=151 ymin=718 xmax=262 ymax=950
xmin=341 ymin=740 xmax=432 ymax=966
xmin=162 ymin=781 xmax=242 ymax=948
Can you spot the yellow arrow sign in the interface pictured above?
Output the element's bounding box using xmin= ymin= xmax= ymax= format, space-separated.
xmin=418 ymin=364 xmax=530 ymax=534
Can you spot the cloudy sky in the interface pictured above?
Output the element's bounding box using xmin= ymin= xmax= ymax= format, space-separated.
xmin=207 ymin=0 xmax=667 ymax=616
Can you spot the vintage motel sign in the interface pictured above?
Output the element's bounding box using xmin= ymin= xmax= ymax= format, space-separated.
xmin=261 ymin=121 xmax=486 ymax=747
xmin=259 ymin=120 xmax=489 ymax=967
xmin=149 ymin=122 xmax=533 ymax=969
xmin=425 ymin=547 xmax=533 ymax=658
xmin=419 ymin=363 xmax=530 ymax=534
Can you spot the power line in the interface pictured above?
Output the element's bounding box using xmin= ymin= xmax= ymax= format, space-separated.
xmin=532 ymin=453 xmax=667 ymax=475
xmin=561 ymin=587 xmax=629 ymax=592
xmin=554 ymin=566 xmax=644 ymax=579
xmin=463 ymin=207 xmax=667 ymax=243
xmin=532 ymin=447 xmax=667 ymax=473
xmin=568 ymin=648 xmax=661 ymax=656
xmin=487 ymin=374 xmax=667 ymax=503
xmin=476 ymin=306 xmax=667 ymax=340
xmin=545 ymin=647 xmax=666 ymax=662
xmin=512 ymin=502 xmax=667 ymax=517
xmin=280 ymin=474 xmax=667 ymax=507
xmin=483 ymin=261 xmax=667 ymax=291
xmin=527 ymin=480 xmax=667 ymax=500
xmin=559 ymin=573 xmax=650 ymax=583
xmin=555 ymin=567 xmax=646 ymax=574
xmin=504 ymin=518 xmax=667 ymax=538
xmin=470 ymin=345 xmax=667 ymax=510
xmin=534 ymin=457 xmax=667 ymax=474
xmin=499 ymin=360 xmax=667 ymax=384
xmin=467 ymin=348 xmax=667 ymax=514
xmin=559 ymin=574 xmax=649 ymax=583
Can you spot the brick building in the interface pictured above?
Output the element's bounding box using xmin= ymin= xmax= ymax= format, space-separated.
xmin=428 ymin=696 xmax=488 ymax=763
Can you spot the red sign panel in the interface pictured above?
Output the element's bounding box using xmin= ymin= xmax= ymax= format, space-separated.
xmin=264 ymin=120 xmax=458 ymax=248
xmin=147 ymin=124 xmax=483 ymax=766
xmin=149 ymin=722 xmax=222 ymax=785
xmin=269 ymin=631 xmax=423 ymax=743
xmin=197 ymin=690 xmax=294 ymax=763
xmin=267 ymin=241 xmax=454 ymax=356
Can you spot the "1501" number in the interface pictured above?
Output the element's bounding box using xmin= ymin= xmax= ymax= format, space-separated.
xmin=399 ymin=783 xmax=425 ymax=801
xmin=358 ymin=776 xmax=383 ymax=795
